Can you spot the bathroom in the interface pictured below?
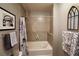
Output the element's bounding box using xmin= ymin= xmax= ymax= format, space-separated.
xmin=0 ymin=3 xmax=79 ymax=56
xmin=0 ymin=3 xmax=53 ymax=56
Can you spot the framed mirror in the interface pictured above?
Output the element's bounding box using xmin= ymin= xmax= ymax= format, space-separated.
xmin=67 ymin=6 xmax=79 ymax=30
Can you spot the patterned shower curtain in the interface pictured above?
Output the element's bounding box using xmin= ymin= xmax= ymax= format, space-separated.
xmin=62 ymin=31 xmax=79 ymax=56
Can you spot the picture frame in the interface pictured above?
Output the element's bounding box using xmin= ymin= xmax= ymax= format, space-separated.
xmin=0 ymin=7 xmax=16 ymax=30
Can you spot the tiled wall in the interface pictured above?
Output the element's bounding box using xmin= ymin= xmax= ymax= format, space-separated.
xmin=27 ymin=32 xmax=47 ymax=41
xmin=26 ymin=11 xmax=51 ymax=41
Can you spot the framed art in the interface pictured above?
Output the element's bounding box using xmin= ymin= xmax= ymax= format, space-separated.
xmin=0 ymin=7 xmax=16 ymax=30
xmin=67 ymin=6 xmax=79 ymax=30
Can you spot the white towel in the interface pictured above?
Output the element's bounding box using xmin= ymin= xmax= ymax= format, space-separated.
xmin=10 ymin=32 xmax=17 ymax=47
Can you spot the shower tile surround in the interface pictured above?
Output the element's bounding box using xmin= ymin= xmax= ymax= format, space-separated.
xmin=26 ymin=11 xmax=52 ymax=41
xmin=25 ymin=6 xmax=53 ymax=55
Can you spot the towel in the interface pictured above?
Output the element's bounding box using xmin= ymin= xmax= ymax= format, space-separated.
xmin=3 ymin=34 xmax=12 ymax=50
xmin=10 ymin=32 xmax=17 ymax=47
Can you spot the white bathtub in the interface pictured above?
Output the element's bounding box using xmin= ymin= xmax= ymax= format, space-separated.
xmin=27 ymin=41 xmax=53 ymax=56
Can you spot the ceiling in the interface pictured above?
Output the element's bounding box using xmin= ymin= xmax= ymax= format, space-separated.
xmin=22 ymin=3 xmax=53 ymax=12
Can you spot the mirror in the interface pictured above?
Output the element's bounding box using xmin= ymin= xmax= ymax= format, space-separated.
xmin=67 ymin=6 xmax=79 ymax=30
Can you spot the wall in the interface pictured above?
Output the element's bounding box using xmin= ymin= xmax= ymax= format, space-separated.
xmin=47 ymin=5 xmax=53 ymax=52
xmin=53 ymin=3 xmax=79 ymax=56
xmin=26 ymin=11 xmax=51 ymax=41
xmin=0 ymin=3 xmax=26 ymax=56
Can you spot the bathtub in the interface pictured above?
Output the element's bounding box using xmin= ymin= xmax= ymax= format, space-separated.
xmin=27 ymin=41 xmax=53 ymax=56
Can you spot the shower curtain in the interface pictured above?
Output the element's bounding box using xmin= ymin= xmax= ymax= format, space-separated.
xmin=19 ymin=17 xmax=27 ymax=56
xmin=62 ymin=31 xmax=79 ymax=56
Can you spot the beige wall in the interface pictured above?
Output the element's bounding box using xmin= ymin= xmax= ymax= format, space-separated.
xmin=47 ymin=5 xmax=53 ymax=52
xmin=53 ymin=3 xmax=79 ymax=56
xmin=26 ymin=11 xmax=51 ymax=41
xmin=0 ymin=3 xmax=26 ymax=56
